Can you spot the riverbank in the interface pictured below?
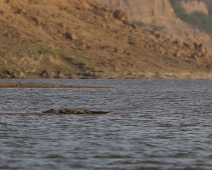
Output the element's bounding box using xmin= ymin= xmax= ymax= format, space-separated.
xmin=2 ymin=71 xmax=212 ymax=80
xmin=0 ymin=82 xmax=112 ymax=88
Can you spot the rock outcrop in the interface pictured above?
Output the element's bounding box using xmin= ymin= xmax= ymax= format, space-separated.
xmin=97 ymin=0 xmax=175 ymax=22
xmin=113 ymin=10 xmax=129 ymax=23
xmin=97 ymin=0 xmax=212 ymax=54
xmin=201 ymin=0 xmax=212 ymax=14
xmin=181 ymin=0 xmax=208 ymax=14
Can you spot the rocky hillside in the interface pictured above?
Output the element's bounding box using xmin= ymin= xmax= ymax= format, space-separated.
xmin=202 ymin=0 xmax=212 ymax=14
xmin=0 ymin=0 xmax=211 ymax=79
xmin=97 ymin=0 xmax=212 ymax=54
xmin=181 ymin=0 xmax=208 ymax=14
xmin=97 ymin=0 xmax=176 ymax=23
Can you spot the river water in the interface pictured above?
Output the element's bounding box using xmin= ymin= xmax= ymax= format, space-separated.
xmin=0 ymin=79 xmax=212 ymax=170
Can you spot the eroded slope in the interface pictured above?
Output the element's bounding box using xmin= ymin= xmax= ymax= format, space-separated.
xmin=0 ymin=0 xmax=211 ymax=79
xmin=97 ymin=0 xmax=212 ymax=54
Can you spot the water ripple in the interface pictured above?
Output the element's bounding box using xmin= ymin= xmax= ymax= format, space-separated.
xmin=0 ymin=79 xmax=212 ymax=169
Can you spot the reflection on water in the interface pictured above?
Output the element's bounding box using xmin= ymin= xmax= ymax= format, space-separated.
xmin=0 ymin=79 xmax=212 ymax=169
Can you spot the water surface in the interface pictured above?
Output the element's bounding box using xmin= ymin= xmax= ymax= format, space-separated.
xmin=0 ymin=79 xmax=212 ymax=170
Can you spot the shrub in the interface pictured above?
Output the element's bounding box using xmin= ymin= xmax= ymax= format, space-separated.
xmin=132 ymin=21 xmax=146 ymax=27
xmin=170 ymin=0 xmax=212 ymax=34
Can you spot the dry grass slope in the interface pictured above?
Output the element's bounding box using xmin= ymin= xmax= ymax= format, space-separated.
xmin=0 ymin=0 xmax=211 ymax=79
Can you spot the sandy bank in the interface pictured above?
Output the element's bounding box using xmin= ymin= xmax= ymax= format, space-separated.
xmin=0 ymin=82 xmax=112 ymax=88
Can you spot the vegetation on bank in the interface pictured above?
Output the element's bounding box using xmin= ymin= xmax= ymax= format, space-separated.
xmin=0 ymin=43 xmax=91 ymax=76
xmin=170 ymin=0 xmax=212 ymax=35
xmin=132 ymin=20 xmax=166 ymax=32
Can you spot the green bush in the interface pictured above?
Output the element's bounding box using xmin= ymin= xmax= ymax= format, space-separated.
xmin=170 ymin=0 xmax=212 ymax=34
xmin=132 ymin=21 xmax=146 ymax=27
xmin=39 ymin=45 xmax=55 ymax=55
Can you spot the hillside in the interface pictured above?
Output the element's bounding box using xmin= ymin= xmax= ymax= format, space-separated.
xmin=202 ymin=0 xmax=212 ymax=14
xmin=97 ymin=0 xmax=212 ymax=54
xmin=181 ymin=0 xmax=208 ymax=14
xmin=0 ymin=0 xmax=212 ymax=79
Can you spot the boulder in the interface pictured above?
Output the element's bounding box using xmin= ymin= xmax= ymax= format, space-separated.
xmin=183 ymin=42 xmax=191 ymax=49
xmin=113 ymin=10 xmax=128 ymax=22
xmin=155 ymin=33 xmax=161 ymax=39
xmin=5 ymin=70 xmax=25 ymax=78
xmin=65 ymin=32 xmax=78 ymax=41
xmin=40 ymin=69 xmax=53 ymax=78
xmin=43 ymin=108 xmax=114 ymax=114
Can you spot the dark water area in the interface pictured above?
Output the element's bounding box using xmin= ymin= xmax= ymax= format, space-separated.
xmin=1 ymin=79 xmax=212 ymax=170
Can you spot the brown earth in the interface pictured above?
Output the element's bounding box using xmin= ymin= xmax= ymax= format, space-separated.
xmin=0 ymin=0 xmax=212 ymax=79
xmin=0 ymin=82 xmax=112 ymax=88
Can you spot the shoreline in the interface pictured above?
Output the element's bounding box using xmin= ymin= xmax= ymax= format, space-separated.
xmin=2 ymin=72 xmax=212 ymax=80
xmin=0 ymin=82 xmax=113 ymax=88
